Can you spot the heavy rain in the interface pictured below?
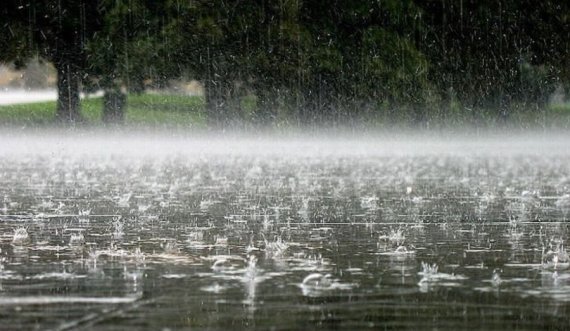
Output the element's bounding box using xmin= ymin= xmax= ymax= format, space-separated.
xmin=0 ymin=1 xmax=569 ymax=330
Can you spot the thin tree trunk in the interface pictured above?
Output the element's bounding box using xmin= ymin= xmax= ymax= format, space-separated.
xmin=55 ymin=60 xmax=82 ymax=123
xmin=205 ymin=79 xmax=228 ymax=127
xmin=256 ymin=88 xmax=277 ymax=126
xmin=103 ymin=89 xmax=127 ymax=124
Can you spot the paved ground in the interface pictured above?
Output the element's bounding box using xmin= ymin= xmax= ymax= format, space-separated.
xmin=0 ymin=89 xmax=57 ymax=105
xmin=0 ymin=89 xmax=106 ymax=105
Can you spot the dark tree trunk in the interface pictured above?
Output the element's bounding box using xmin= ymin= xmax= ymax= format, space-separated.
xmin=299 ymin=90 xmax=325 ymax=126
xmin=103 ymin=89 xmax=127 ymax=124
xmin=256 ymin=88 xmax=278 ymax=126
xmin=55 ymin=60 xmax=82 ymax=123
xmin=412 ymin=103 xmax=427 ymax=128
xmin=205 ymin=79 xmax=229 ymax=127
xmin=297 ymin=94 xmax=312 ymax=126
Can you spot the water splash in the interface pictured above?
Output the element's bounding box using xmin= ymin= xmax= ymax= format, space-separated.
xmin=12 ymin=227 xmax=29 ymax=244
xmin=543 ymin=245 xmax=569 ymax=270
xmin=112 ymin=217 xmax=125 ymax=239
xmin=491 ymin=269 xmax=502 ymax=287
xmin=69 ymin=233 xmax=85 ymax=245
xmin=263 ymin=235 xmax=288 ymax=259
xmin=299 ymin=272 xmax=355 ymax=297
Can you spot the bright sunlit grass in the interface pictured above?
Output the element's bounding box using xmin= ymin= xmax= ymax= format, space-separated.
xmin=0 ymin=93 xmax=207 ymax=127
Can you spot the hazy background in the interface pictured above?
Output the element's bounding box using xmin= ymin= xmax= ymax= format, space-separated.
xmin=0 ymin=1 xmax=568 ymax=129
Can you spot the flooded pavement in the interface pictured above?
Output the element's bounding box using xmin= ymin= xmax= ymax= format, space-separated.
xmin=0 ymin=133 xmax=569 ymax=330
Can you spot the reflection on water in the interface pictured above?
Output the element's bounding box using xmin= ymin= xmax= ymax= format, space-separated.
xmin=0 ymin=136 xmax=570 ymax=330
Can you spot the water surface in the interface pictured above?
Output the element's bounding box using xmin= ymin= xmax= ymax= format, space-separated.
xmin=1 ymin=133 xmax=569 ymax=330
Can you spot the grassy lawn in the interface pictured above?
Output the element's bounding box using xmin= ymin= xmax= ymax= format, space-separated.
xmin=549 ymin=102 xmax=570 ymax=117
xmin=0 ymin=93 xmax=207 ymax=127
xmin=1 ymin=91 xmax=569 ymax=129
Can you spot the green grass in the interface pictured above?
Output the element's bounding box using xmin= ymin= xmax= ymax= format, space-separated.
xmin=0 ymin=100 xmax=61 ymax=125
xmin=126 ymin=93 xmax=206 ymax=127
xmin=1 ymin=92 xmax=569 ymax=129
xmin=0 ymin=93 xmax=207 ymax=127
xmin=549 ymin=102 xmax=570 ymax=115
